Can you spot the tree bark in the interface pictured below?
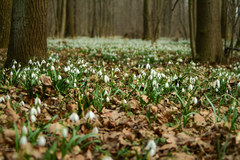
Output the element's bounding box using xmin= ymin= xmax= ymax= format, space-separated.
xmin=196 ymin=0 xmax=225 ymax=64
xmin=189 ymin=0 xmax=197 ymax=59
xmin=221 ymin=0 xmax=231 ymax=41
xmin=0 ymin=0 xmax=12 ymax=48
xmin=143 ymin=0 xmax=152 ymax=40
xmin=91 ymin=0 xmax=97 ymax=37
xmin=66 ymin=0 xmax=75 ymax=37
xmin=60 ymin=0 xmax=67 ymax=38
xmin=5 ymin=0 xmax=48 ymax=67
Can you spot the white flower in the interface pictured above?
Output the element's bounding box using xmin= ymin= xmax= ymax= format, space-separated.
xmin=102 ymin=156 xmax=113 ymax=160
xmin=146 ymin=64 xmax=151 ymax=70
xmin=37 ymin=106 xmax=41 ymax=114
xmin=115 ymin=68 xmax=120 ymax=72
xmin=62 ymin=127 xmax=68 ymax=138
xmin=106 ymin=97 xmax=110 ymax=103
xmin=123 ymin=99 xmax=127 ymax=104
xmin=237 ymin=82 xmax=240 ymax=87
xmin=0 ymin=97 xmax=5 ymax=103
xmin=22 ymin=126 xmax=28 ymax=135
xmin=192 ymin=97 xmax=198 ymax=105
xmin=19 ymin=136 xmax=28 ymax=146
xmin=28 ymin=59 xmax=33 ymax=64
xmin=30 ymin=114 xmax=36 ymax=123
xmin=104 ymin=75 xmax=110 ymax=83
xmin=188 ymin=84 xmax=193 ymax=91
xmin=152 ymin=80 xmax=157 ymax=86
xmin=38 ymin=136 xmax=46 ymax=146
xmin=86 ymin=111 xmax=95 ymax=120
xmin=10 ymin=71 xmax=13 ymax=76
xmin=148 ymin=75 xmax=153 ymax=80
xmin=50 ymin=65 xmax=55 ymax=71
xmin=145 ymin=140 xmax=157 ymax=157
xmin=216 ymin=79 xmax=220 ymax=88
xmin=182 ymin=88 xmax=185 ymax=93
xmin=30 ymin=107 xmax=38 ymax=116
xmin=165 ymin=82 xmax=169 ymax=88
xmin=34 ymin=97 xmax=41 ymax=106
xmin=20 ymin=101 xmax=25 ymax=106
xmin=104 ymin=90 xmax=108 ymax=96
xmin=92 ymin=127 xmax=98 ymax=134
xmin=5 ymin=95 xmax=10 ymax=101
xmin=58 ymin=75 xmax=62 ymax=80
xmin=69 ymin=113 xmax=79 ymax=122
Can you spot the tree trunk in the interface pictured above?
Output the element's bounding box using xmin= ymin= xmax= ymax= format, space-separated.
xmin=0 ymin=0 xmax=12 ymax=48
xmin=143 ymin=0 xmax=152 ymax=40
xmin=221 ymin=0 xmax=231 ymax=41
xmin=196 ymin=0 xmax=225 ymax=64
xmin=66 ymin=0 xmax=75 ymax=37
xmin=152 ymin=0 xmax=163 ymax=42
xmin=60 ymin=0 xmax=67 ymax=38
xmin=189 ymin=0 xmax=197 ymax=59
xmin=91 ymin=0 xmax=97 ymax=37
xmin=5 ymin=0 xmax=48 ymax=67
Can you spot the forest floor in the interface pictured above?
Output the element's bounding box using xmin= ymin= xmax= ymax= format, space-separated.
xmin=0 ymin=38 xmax=240 ymax=160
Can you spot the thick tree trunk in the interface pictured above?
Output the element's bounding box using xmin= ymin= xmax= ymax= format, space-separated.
xmin=5 ymin=0 xmax=48 ymax=67
xmin=143 ymin=0 xmax=152 ymax=40
xmin=0 ymin=0 xmax=12 ymax=48
xmin=196 ymin=0 xmax=226 ymax=64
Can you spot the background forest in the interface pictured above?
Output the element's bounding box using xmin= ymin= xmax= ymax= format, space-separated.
xmin=0 ymin=0 xmax=240 ymax=160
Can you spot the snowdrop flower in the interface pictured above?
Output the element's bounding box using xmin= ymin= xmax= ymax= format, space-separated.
xmin=30 ymin=107 xmax=38 ymax=116
xmin=104 ymin=75 xmax=110 ymax=83
xmin=86 ymin=111 xmax=95 ymax=120
xmin=58 ymin=75 xmax=62 ymax=80
xmin=192 ymin=97 xmax=198 ymax=105
xmin=146 ymin=64 xmax=151 ymax=70
xmin=66 ymin=79 xmax=70 ymax=83
xmin=5 ymin=95 xmax=10 ymax=101
xmin=182 ymin=88 xmax=185 ymax=93
xmin=22 ymin=126 xmax=28 ymax=135
xmin=37 ymin=106 xmax=41 ymax=114
xmin=19 ymin=101 xmax=25 ymax=106
xmin=115 ymin=68 xmax=120 ymax=72
xmin=92 ymin=127 xmax=98 ymax=134
xmin=98 ymin=70 xmax=103 ymax=76
xmin=216 ymin=79 xmax=220 ymax=88
xmin=38 ymin=136 xmax=46 ymax=146
xmin=145 ymin=140 xmax=157 ymax=157
xmin=104 ymin=90 xmax=108 ymax=96
xmin=0 ymin=97 xmax=5 ymax=103
xmin=28 ymin=59 xmax=33 ymax=64
xmin=50 ymin=65 xmax=55 ymax=71
xmin=34 ymin=97 xmax=41 ymax=106
xmin=102 ymin=156 xmax=113 ymax=160
xmin=12 ymin=65 xmax=15 ymax=69
xmin=106 ymin=97 xmax=110 ymax=103
xmin=30 ymin=114 xmax=36 ymax=123
xmin=123 ymin=99 xmax=127 ymax=104
xmin=237 ymin=82 xmax=240 ymax=87
xmin=165 ymin=82 xmax=169 ymax=88
xmin=69 ymin=113 xmax=79 ymax=122
xmin=62 ymin=127 xmax=68 ymax=138
xmin=152 ymin=80 xmax=157 ymax=86
xmin=188 ymin=84 xmax=193 ymax=91
xmin=19 ymin=136 xmax=28 ymax=146
xmin=148 ymin=75 xmax=153 ymax=80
